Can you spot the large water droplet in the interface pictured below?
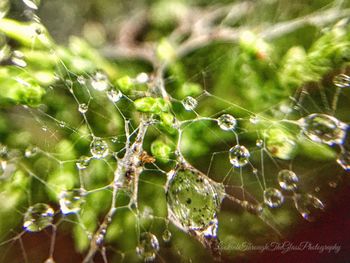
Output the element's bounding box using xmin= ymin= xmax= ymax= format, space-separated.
xmin=217 ymin=114 xmax=237 ymax=131
xmin=277 ymin=169 xmax=299 ymax=191
xmin=23 ymin=203 xmax=54 ymax=232
xmin=59 ymin=188 xmax=86 ymax=215
xmin=299 ymin=113 xmax=348 ymax=146
xmin=333 ymin=73 xmax=350 ymax=88
xmin=166 ymin=164 xmax=224 ymax=238
xmin=263 ymin=188 xmax=284 ymax=208
xmin=294 ymin=194 xmax=324 ymax=222
xmin=182 ymin=96 xmax=198 ymax=111
xmin=106 ymin=89 xmax=122 ymax=103
xmin=229 ymin=145 xmax=250 ymax=168
xmin=90 ymin=71 xmax=109 ymax=91
xmin=78 ymin=103 xmax=88 ymax=114
xmin=90 ymin=138 xmax=109 ymax=159
xmin=22 ymin=0 xmax=40 ymax=10
xmin=136 ymin=232 xmax=159 ymax=262
xmin=76 ymin=156 xmax=91 ymax=170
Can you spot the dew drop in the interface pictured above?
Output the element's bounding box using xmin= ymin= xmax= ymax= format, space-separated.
xmin=136 ymin=232 xmax=159 ymax=262
xmin=299 ymin=113 xmax=348 ymax=146
xmin=0 ymin=0 xmax=9 ymax=19
xmin=78 ymin=103 xmax=88 ymax=114
xmin=22 ymin=0 xmax=40 ymax=10
xmin=256 ymin=139 xmax=264 ymax=148
xmin=182 ymin=96 xmax=198 ymax=111
xmin=166 ymin=164 xmax=224 ymax=238
xmin=12 ymin=50 xmax=27 ymax=67
xmin=277 ymin=169 xmax=299 ymax=191
xmin=25 ymin=146 xmax=38 ymax=158
xmin=44 ymin=257 xmax=55 ymax=263
xmin=162 ymin=229 xmax=172 ymax=242
xmin=249 ymin=115 xmax=260 ymax=124
xmin=217 ymin=114 xmax=237 ymax=131
xmin=76 ymin=156 xmax=91 ymax=170
xmin=90 ymin=138 xmax=109 ymax=159
xmin=77 ymin=75 xmax=86 ymax=85
xmin=106 ymin=89 xmax=122 ymax=103
xmin=294 ymin=194 xmax=324 ymax=222
xmin=90 ymin=71 xmax=109 ymax=91
xmin=328 ymin=181 xmax=337 ymax=188
xmin=136 ymin=72 xmax=149 ymax=84
xmin=23 ymin=203 xmax=54 ymax=232
xmin=333 ymin=73 xmax=350 ymax=88
xmin=59 ymin=188 xmax=86 ymax=215
xmin=263 ymin=188 xmax=284 ymax=208
xmin=229 ymin=145 xmax=250 ymax=168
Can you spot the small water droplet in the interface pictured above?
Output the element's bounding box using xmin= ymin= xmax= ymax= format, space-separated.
xmin=333 ymin=73 xmax=350 ymax=88
xmin=44 ymin=257 xmax=55 ymax=263
xmin=59 ymin=188 xmax=86 ymax=215
xmin=328 ymin=181 xmax=337 ymax=188
xmin=0 ymin=0 xmax=9 ymax=19
xmin=217 ymin=114 xmax=237 ymax=131
xmin=58 ymin=121 xmax=66 ymax=128
xmin=136 ymin=72 xmax=149 ymax=84
xmin=25 ymin=146 xmax=38 ymax=158
xmin=263 ymin=188 xmax=284 ymax=208
xmin=229 ymin=145 xmax=250 ymax=168
xmin=12 ymin=50 xmax=27 ymax=67
xmin=299 ymin=113 xmax=348 ymax=146
xmin=78 ymin=103 xmax=88 ymax=114
xmin=277 ymin=169 xmax=298 ymax=191
xmin=256 ymin=139 xmax=264 ymax=148
xmin=162 ymin=229 xmax=172 ymax=242
xmin=294 ymin=194 xmax=324 ymax=222
xmin=182 ymin=96 xmax=198 ymax=111
xmin=90 ymin=138 xmax=109 ymax=159
xmin=249 ymin=115 xmax=260 ymax=124
xmin=76 ymin=156 xmax=91 ymax=170
xmin=23 ymin=203 xmax=54 ymax=232
xmin=77 ymin=75 xmax=86 ymax=85
xmin=41 ymin=125 xmax=48 ymax=132
xmin=136 ymin=232 xmax=159 ymax=262
xmin=314 ymin=186 xmax=320 ymax=192
xmin=90 ymin=71 xmax=109 ymax=91
xmin=22 ymin=0 xmax=40 ymax=10
xmin=106 ymin=89 xmax=122 ymax=102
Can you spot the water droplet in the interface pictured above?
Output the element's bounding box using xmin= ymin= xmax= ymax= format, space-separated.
xmin=277 ymin=169 xmax=299 ymax=191
xmin=23 ymin=203 xmax=54 ymax=232
xmin=299 ymin=113 xmax=348 ymax=146
xmin=328 ymin=181 xmax=337 ymax=188
xmin=59 ymin=189 xmax=86 ymax=215
xmin=22 ymin=0 xmax=40 ymax=10
xmin=136 ymin=72 xmax=149 ymax=84
xmin=12 ymin=50 xmax=27 ymax=67
xmin=136 ymin=232 xmax=159 ymax=262
xmin=263 ymin=188 xmax=284 ymax=208
xmin=229 ymin=145 xmax=250 ymax=168
xmin=76 ymin=156 xmax=91 ymax=170
xmin=256 ymin=139 xmax=264 ymax=148
xmin=249 ymin=115 xmax=260 ymax=124
xmin=78 ymin=103 xmax=88 ymax=114
xmin=44 ymin=257 xmax=55 ymax=263
xmin=333 ymin=73 xmax=350 ymax=88
xmin=90 ymin=138 xmax=109 ymax=159
xmin=162 ymin=229 xmax=172 ymax=242
xmin=217 ymin=114 xmax=237 ymax=131
xmin=77 ymin=75 xmax=86 ymax=85
xmin=166 ymin=164 xmax=224 ymax=238
xmin=25 ymin=146 xmax=38 ymax=158
xmin=41 ymin=125 xmax=48 ymax=132
xmin=0 ymin=0 xmax=9 ymax=19
xmin=182 ymin=96 xmax=198 ymax=111
xmin=106 ymin=89 xmax=122 ymax=102
xmin=294 ymin=194 xmax=324 ymax=222
xmin=90 ymin=71 xmax=109 ymax=91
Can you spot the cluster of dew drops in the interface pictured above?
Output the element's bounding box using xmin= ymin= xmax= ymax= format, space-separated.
xmin=2 ymin=1 xmax=350 ymax=259
xmin=11 ymin=71 xmax=350 ymax=262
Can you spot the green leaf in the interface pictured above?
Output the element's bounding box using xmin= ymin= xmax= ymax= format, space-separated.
xmin=134 ymin=97 xmax=169 ymax=114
